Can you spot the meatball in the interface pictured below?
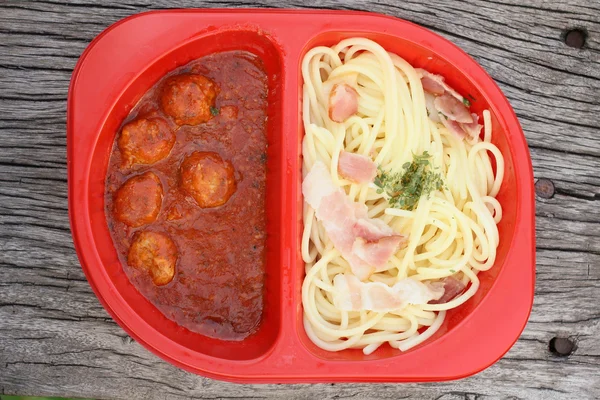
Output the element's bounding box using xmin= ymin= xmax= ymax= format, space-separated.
xmin=160 ymin=74 xmax=219 ymax=126
xmin=114 ymin=171 xmax=163 ymax=227
xmin=128 ymin=231 xmax=177 ymax=286
xmin=118 ymin=117 xmax=175 ymax=167
xmin=180 ymin=152 xmax=236 ymax=208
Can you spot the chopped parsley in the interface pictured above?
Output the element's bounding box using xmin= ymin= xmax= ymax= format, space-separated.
xmin=462 ymin=97 xmax=472 ymax=107
xmin=374 ymin=151 xmax=445 ymax=210
xmin=450 ymin=269 xmax=456 ymax=274
xmin=210 ymin=106 xmax=220 ymax=116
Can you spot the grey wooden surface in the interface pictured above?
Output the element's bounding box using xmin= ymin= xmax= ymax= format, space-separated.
xmin=1 ymin=0 xmax=599 ymax=399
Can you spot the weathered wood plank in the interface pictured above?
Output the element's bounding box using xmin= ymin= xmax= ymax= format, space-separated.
xmin=1 ymin=0 xmax=599 ymax=399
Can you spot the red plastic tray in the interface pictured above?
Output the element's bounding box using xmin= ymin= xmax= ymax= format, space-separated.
xmin=67 ymin=9 xmax=535 ymax=383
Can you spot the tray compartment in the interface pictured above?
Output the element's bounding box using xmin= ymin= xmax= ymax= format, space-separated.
xmin=86 ymin=29 xmax=285 ymax=361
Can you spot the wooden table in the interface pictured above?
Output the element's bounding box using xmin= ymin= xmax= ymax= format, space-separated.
xmin=1 ymin=1 xmax=599 ymax=399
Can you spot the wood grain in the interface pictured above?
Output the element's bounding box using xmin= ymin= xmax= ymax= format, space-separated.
xmin=1 ymin=0 xmax=599 ymax=399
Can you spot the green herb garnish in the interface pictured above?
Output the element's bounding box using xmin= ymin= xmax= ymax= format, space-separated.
xmin=210 ymin=106 xmax=220 ymax=116
xmin=462 ymin=97 xmax=472 ymax=107
xmin=374 ymin=151 xmax=445 ymax=210
xmin=450 ymin=269 xmax=456 ymax=273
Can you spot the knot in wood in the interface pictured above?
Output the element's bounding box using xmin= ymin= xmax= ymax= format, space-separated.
xmin=549 ymin=337 xmax=575 ymax=356
xmin=535 ymin=178 xmax=555 ymax=199
xmin=564 ymin=28 xmax=587 ymax=49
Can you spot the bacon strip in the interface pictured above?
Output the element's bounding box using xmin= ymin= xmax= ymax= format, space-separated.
xmin=421 ymin=75 xmax=445 ymax=96
xmin=338 ymin=151 xmax=377 ymax=184
xmin=416 ymin=68 xmax=464 ymax=102
xmin=333 ymin=274 xmax=445 ymax=312
xmin=328 ymin=83 xmax=359 ymax=123
xmin=428 ymin=276 xmax=466 ymax=304
xmin=440 ymin=115 xmax=468 ymax=139
xmin=417 ymin=69 xmax=483 ymax=139
xmin=461 ymin=113 xmax=483 ymax=138
xmin=434 ymin=93 xmax=473 ymax=124
xmin=303 ymin=162 xmax=406 ymax=280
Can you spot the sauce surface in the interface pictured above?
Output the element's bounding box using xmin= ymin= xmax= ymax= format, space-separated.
xmin=105 ymin=51 xmax=268 ymax=340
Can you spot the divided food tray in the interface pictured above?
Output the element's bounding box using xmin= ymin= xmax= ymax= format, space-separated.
xmin=67 ymin=9 xmax=535 ymax=383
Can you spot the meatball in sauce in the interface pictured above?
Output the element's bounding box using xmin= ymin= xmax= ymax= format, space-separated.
xmin=114 ymin=171 xmax=163 ymax=227
xmin=105 ymin=51 xmax=268 ymax=340
xmin=160 ymin=74 xmax=219 ymax=126
xmin=128 ymin=231 xmax=178 ymax=286
xmin=180 ymin=151 xmax=236 ymax=208
xmin=118 ymin=117 xmax=175 ymax=167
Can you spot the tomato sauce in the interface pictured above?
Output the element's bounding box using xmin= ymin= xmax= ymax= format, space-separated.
xmin=105 ymin=51 xmax=268 ymax=340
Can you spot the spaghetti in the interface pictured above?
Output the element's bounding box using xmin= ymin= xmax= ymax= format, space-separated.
xmin=301 ymin=38 xmax=504 ymax=354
